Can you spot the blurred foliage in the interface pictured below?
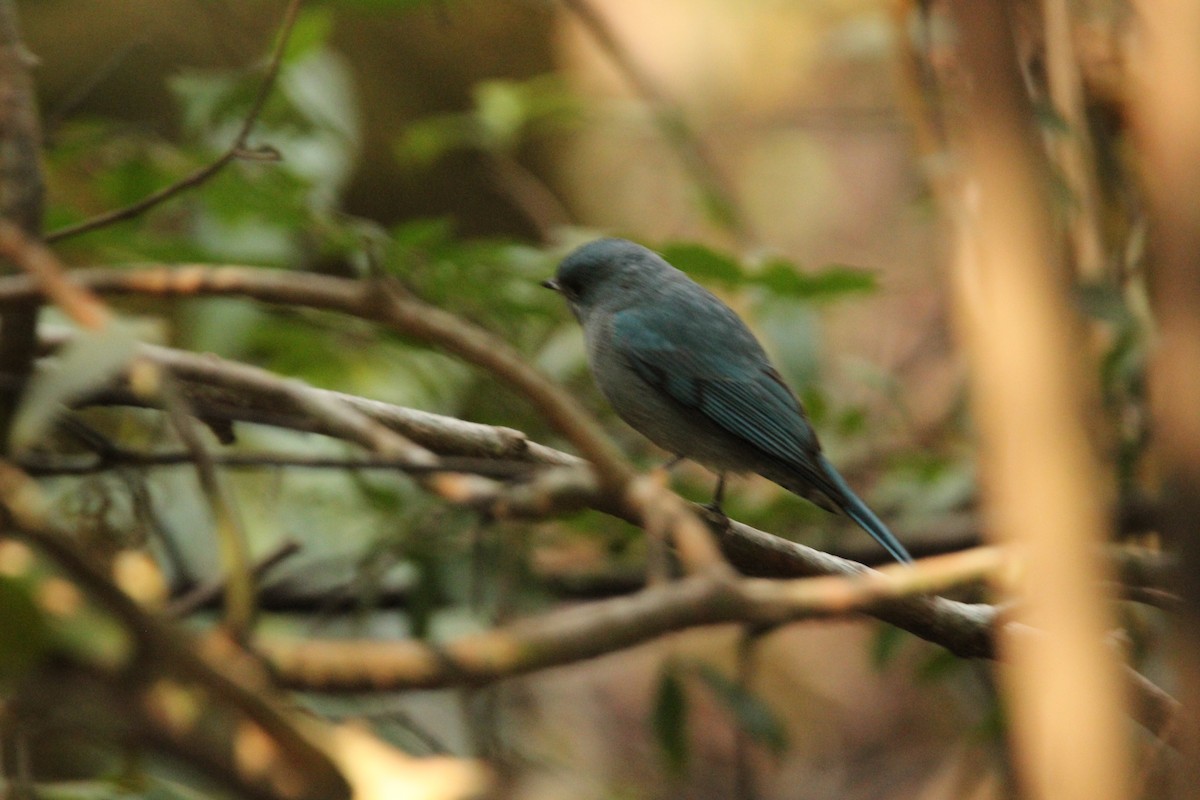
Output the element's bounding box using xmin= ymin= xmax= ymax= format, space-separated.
xmin=651 ymin=657 xmax=788 ymax=777
xmin=395 ymin=74 xmax=581 ymax=169
xmin=20 ymin=0 xmax=1157 ymax=796
xmin=31 ymin=0 xmax=970 ymax=662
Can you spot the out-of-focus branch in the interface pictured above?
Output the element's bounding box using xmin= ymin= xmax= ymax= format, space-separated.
xmin=1127 ymin=0 xmax=1200 ymax=786
xmin=0 ymin=463 xmax=352 ymax=800
xmin=944 ymin=4 xmax=1130 ymax=800
xmin=257 ymin=538 xmax=1175 ymax=739
xmin=159 ymin=372 xmax=257 ymax=638
xmin=558 ymin=0 xmax=747 ymax=240
xmin=262 ymin=546 xmax=1004 ymax=692
xmin=0 ymin=462 xmax=488 ymax=799
xmin=0 ymin=0 xmax=43 ymax=448
xmin=42 ymin=0 xmax=301 ymax=244
xmin=168 ymin=538 xmax=302 ymax=617
xmin=0 ymin=221 xmax=110 ymax=328
xmin=1043 ymin=0 xmax=1107 ymax=279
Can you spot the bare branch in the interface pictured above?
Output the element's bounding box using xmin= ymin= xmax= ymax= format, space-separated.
xmin=0 ymin=264 xmax=729 ymax=573
xmin=261 ymin=546 xmax=1004 ymax=692
xmin=158 ymin=370 xmax=257 ymax=637
xmin=945 ymin=3 xmax=1130 ymax=796
xmin=0 ymin=221 xmax=110 ymax=328
xmin=168 ymin=538 xmax=302 ymax=617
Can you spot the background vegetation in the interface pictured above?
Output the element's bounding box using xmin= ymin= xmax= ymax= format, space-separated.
xmin=0 ymin=1 xmax=1188 ymax=799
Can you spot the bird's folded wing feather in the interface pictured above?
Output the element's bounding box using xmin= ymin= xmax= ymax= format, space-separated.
xmin=611 ymin=304 xmax=838 ymax=496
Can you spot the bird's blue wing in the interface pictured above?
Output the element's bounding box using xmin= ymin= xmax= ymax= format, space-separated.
xmin=610 ymin=302 xmax=823 ymax=476
xmin=612 ymin=301 xmax=914 ymax=564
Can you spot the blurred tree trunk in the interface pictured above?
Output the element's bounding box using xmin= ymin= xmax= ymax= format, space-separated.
xmin=0 ymin=0 xmax=42 ymax=448
xmin=1130 ymin=0 xmax=1200 ymax=794
xmin=941 ymin=1 xmax=1131 ymax=798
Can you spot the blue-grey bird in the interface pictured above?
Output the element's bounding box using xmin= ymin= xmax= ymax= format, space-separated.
xmin=542 ymin=238 xmax=912 ymax=564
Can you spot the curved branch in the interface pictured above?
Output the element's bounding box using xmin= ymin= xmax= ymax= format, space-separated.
xmin=0 ymin=264 xmax=728 ymax=572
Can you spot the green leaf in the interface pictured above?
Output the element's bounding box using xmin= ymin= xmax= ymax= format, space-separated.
xmin=1075 ymin=283 xmax=1134 ymax=326
xmin=836 ymin=406 xmax=867 ymax=437
xmin=11 ymin=324 xmax=140 ymax=453
xmin=391 ymin=217 xmax=456 ymax=251
xmin=474 ymin=80 xmax=527 ymax=148
xmin=281 ymin=6 xmax=335 ymax=64
xmin=694 ymin=662 xmax=787 ymax=754
xmin=659 ymin=242 xmax=743 ymax=285
xmin=916 ymin=647 xmax=964 ymax=682
xmin=870 ymin=623 xmax=907 ymax=668
xmin=334 ymin=0 xmax=460 ymax=9
xmin=652 ymin=662 xmax=689 ymax=774
xmin=0 ymin=577 xmax=50 ymax=683
xmin=169 ymin=70 xmax=247 ymax=137
xmin=755 ymin=259 xmax=877 ymax=301
xmin=395 ymin=116 xmax=481 ymax=168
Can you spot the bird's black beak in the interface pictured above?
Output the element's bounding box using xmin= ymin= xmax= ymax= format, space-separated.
xmin=541 ymin=278 xmax=560 ymax=292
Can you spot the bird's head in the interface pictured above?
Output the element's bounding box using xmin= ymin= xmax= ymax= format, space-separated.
xmin=542 ymin=238 xmax=671 ymax=320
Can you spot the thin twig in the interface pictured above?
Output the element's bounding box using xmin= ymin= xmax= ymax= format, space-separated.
xmin=168 ymin=538 xmax=302 ymax=617
xmin=43 ymin=0 xmax=302 ymax=243
xmin=158 ymin=370 xmax=256 ymax=639
xmin=20 ymin=446 xmax=543 ymax=479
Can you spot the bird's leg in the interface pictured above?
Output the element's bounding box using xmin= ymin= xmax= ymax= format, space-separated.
xmin=704 ymin=473 xmax=728 ymax=515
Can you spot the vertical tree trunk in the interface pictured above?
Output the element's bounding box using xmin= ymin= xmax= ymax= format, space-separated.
xmin=0 ymin=0 xmax=42 ymax=449
xmin=1128 ymin=0 xmax=1200 ymax=794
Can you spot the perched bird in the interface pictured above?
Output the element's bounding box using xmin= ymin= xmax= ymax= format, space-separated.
xmin=542 ymin=238 xmax=912 ymax=564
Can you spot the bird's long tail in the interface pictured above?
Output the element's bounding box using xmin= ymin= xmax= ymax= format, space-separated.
xmin=818 ymin=455 xmax=913 ymax=564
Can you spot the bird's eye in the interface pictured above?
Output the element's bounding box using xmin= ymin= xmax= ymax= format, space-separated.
xmin=558 ymin=278 xmax=581 ymax=300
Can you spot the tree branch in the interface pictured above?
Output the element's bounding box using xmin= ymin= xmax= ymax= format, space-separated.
xmin=0 ymin=264 xmax=728 ymax=573
xmin=261 ymin=546 xmax=1004 ymax=692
